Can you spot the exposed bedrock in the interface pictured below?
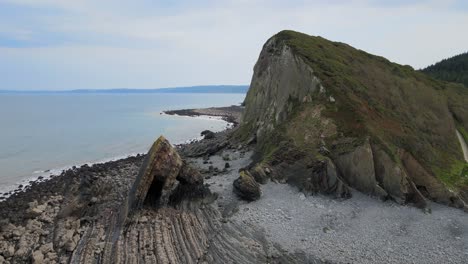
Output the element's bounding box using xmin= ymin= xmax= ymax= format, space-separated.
xmin=58 ymin=136 xmax=310 ymax=263
xmin=127 ymin=135 xmax=202 ymax=212
xmin=334 ymin=138 xmax=388 ymax=199
xmin=239 ymin=31 xmax=468 ymax=210
xmin=258 ymin=144 xmax=351 ymax=199
xmin=399 ymin=150 xmax=467 ymax=210
xmin=370 ymin=144 xmax=427 ymax=207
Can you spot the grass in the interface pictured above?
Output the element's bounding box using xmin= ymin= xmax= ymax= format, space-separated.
xmin=239 ymin=30 xmax=468 ymax=191
xmin=433 ymin=160 xmax=468 ymax=189
xmin=277 ymin=30 xmax=467 ymax=187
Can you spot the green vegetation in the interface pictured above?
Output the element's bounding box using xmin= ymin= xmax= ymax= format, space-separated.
xmin=421 ymin=52 xmax=468 ymax=88
xmin=241 ymin=30 xmax=468 ymax=190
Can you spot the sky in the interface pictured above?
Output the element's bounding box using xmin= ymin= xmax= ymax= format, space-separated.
xmin=0 ymin=0 xmax=467 ymax=90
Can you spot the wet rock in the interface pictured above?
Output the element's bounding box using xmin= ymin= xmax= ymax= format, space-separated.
xmin=201 ymin=130 xmax=216 ymax=139
xmin=233 ymin=171 xmax=261 ymax=201
xmin=179 ymin=130 xmax=230 ymax=157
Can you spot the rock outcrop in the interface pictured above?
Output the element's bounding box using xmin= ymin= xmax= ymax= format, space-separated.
xmin=0 ymin=135 xmax=320 ymax=263
xmin=233 ymin=171 xmax=262 ymax=201
xmin=238 ymin=30 xmax=468 ymax=210
xmin=334 ymin=139 xmax=387 ymax=199
xmin=128 ymin=136 xmax=184 ymax=210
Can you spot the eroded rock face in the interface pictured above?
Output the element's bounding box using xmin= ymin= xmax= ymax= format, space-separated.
xmin=371 ymin=144 xmax=427 ymax=207
xmin=233 ymin=171 xmax=262 ymax=201
xmin=334 ymin=139 xmax=388 ymax=199
xmin=128 ymin=136 xmax=184 ymax=210
xmin=241 ymin=37 xmax=321 ymax=141
xmin=400 ymin=150 xmax=467 ymax=210
xmin=128 ymin=136 xmax=203 ymax=210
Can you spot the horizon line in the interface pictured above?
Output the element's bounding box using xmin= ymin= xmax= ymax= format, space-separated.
xmin=0 ymin=84 xmax=250 ymax=93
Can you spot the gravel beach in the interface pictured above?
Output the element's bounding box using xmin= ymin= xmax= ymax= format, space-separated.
xmin=190 ymin=148 xmax=468 ymax=264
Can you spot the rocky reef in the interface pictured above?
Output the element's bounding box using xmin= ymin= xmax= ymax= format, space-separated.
xmin=238 ymin=30 xmax=468 ymax=210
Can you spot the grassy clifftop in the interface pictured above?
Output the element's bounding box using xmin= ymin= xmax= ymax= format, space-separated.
xmin=242 ymin=30 xmax=468 ymax=191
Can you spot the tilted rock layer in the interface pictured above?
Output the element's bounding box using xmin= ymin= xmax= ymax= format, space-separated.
xmin=239 ymin=30 xmax=468 ymax=209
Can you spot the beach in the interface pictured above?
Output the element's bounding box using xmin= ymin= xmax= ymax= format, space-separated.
xmin=0 ymin=105 xmax=467 ymax=264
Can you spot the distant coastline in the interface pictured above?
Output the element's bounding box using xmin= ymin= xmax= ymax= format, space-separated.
xmin=0 ymin=85 xmax=249 ymax=94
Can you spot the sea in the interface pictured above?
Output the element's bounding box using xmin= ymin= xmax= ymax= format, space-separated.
xmin=0 ymin=92 xmax=245 ymax=194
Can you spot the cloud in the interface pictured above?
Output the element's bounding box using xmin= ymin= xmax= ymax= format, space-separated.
xmin=0 ymin=0 xmax=467 ymax=90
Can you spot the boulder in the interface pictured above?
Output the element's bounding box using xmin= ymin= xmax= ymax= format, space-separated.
xmin=4 ymin=245 xmax=15 ymax=258
xmin=233 ymin=171 xmax=261 ymax=201
xmin=201 ymin=130 xmax=215 ymax=139
xmin=39 ymin=243 xmax=53 ymax=255
xmin=32 ymin=250 xmax=44 ymax=264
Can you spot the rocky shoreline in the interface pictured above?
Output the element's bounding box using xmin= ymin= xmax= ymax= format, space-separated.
xmin=0 ymin=106 xmax=241 ymax=202
xmin=0 ymin=106 xmax=280 ymax=263
xmin=0 ymin=105 xmax=467 ymax=264
xmin=164 ymin=105 xmax=244 ymax=125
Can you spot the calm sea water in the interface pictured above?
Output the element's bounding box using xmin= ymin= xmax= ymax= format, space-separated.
xmin=0 ymin=93 xmax=245 ymax=193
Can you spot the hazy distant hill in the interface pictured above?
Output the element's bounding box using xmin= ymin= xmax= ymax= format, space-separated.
xmin=0 ymin=85 xmax=249 ymax=94
xmin=421 ymin=52 xmax=468 ymax=87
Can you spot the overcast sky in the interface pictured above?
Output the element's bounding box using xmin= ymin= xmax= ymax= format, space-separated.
xmin=0 ymin=0 xmax=467 ymax=90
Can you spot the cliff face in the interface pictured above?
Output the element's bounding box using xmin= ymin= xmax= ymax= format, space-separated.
xmin=239 ymin=30 xmax=468 ymax=209
xmin=241 ymin=38 xmax=321 ymax=140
